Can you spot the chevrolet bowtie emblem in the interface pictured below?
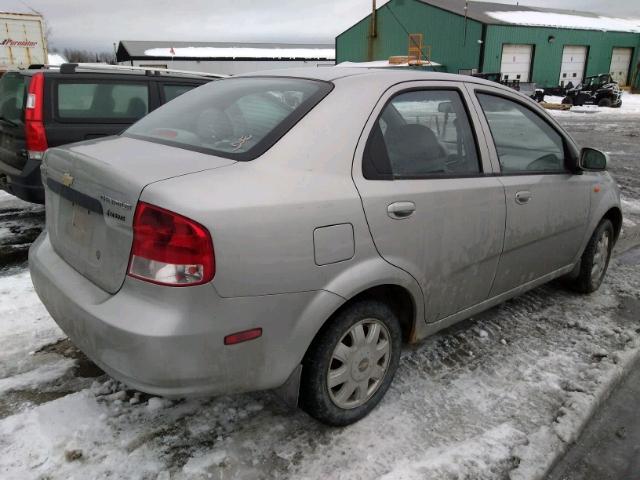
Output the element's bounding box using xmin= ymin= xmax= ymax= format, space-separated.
xmin=62 ymin=173 xmax=74 ymax=187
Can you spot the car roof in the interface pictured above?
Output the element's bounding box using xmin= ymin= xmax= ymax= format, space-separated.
xmin=238 ymin=66 xmax=512 ymax=90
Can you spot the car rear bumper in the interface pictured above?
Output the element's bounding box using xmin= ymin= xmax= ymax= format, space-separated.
xmin=0 ymin=157 xmax=44 ymax=204
xmin=29 ymin=232 xmax=342 ymax=397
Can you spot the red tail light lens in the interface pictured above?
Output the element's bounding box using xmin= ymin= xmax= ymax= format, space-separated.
xmin=24 ymin=72 xmax=48 ymax=159
xmin=128 ymin=202 xmax=215 ymax=286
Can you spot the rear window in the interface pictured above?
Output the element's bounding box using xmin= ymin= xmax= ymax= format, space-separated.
xmin=124 ymin=77 xmax=333 ymax=161
xmin=57 ymin=82 xmax=149 ymax=120
xmin=0 ymin=73 xmax=27 ymax=124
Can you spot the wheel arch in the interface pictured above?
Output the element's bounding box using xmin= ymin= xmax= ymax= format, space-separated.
xmin=602 ymin=206 xmax=623 ymax=243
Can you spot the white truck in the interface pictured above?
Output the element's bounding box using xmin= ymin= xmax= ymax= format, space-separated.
xmin=0 ymin=12 xmax=47 ymax=73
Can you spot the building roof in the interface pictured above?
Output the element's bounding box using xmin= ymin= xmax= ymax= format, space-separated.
xmin=116 ymin=40 xmax=335 ymax=62
xmin=416 ymin=0 xmax=640 ymax=33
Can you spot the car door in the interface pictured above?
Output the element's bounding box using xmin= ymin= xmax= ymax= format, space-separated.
xmin=352 ymin=82 xmax=506 ymax=323
xmin=466 ymin=85 xmax=591 ymax=296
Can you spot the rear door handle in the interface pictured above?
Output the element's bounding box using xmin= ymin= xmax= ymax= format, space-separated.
xmin=387 ymin=201 xmax=416 ymax=219
xmin=515 ymin=191 xmax=532 ymax=205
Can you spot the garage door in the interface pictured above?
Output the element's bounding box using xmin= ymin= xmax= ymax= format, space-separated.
xmin=610 ymin=47 xmax=633 ymax=86
xmin=500 ymin=44 xmax=533 ymax=82
xmin=559 ymin=46 xmax=587 ymax=87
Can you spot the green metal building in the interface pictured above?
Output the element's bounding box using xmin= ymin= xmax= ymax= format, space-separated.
xmin=336 ymin=0 xmax=640 ymax=89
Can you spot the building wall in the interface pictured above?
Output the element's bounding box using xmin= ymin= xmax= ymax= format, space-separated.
xmin=336 ymin=0 xmax=484 ymax=74
xmin=123 ymin=59 xmax=335 ymax=76
xmin=483 ymin=25 xmax=640 ymax=87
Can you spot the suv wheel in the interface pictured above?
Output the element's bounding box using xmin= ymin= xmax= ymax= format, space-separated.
xmin=299 ymin=300 xmax=402 ymax=426
xmin=571 ymin=219 xmax=614 ymax=293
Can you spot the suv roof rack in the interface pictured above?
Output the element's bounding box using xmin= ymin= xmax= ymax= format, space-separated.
xmin=55 ymin=62 xmax=226 ymax=78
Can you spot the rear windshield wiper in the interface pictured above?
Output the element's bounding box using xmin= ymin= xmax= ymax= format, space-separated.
xmin=0 ymin=116 xmax=19 ymax=128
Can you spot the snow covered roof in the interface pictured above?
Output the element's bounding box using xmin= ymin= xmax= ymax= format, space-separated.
xmin=117 ymin=41 xmax=335 ymax=61
xmin=416 ymin=1 xmax=640 ymax=33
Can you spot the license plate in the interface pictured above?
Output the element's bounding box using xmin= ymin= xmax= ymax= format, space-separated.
xmin=69 ymin=203 xmax=92 ymax=245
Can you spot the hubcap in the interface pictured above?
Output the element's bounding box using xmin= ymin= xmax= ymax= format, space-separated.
xmin=591 ymin=230 xmax=610 ymax=282
xmin=327 ymin=319 xmax=391 ymax=409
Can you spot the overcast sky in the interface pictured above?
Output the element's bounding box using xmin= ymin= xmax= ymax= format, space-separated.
xmin=3 ymin=0 xmax=637 ymax=52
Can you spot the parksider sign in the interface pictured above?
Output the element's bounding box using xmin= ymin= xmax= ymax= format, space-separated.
xmin=0 ymin=12 xmax=47 ymax=71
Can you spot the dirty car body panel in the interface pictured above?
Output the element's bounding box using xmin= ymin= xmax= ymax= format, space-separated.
xmin=30 ymin=68 xmax=621 ymax=403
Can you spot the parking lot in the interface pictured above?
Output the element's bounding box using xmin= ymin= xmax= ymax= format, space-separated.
xmin=0 ymin=103 xmax=639 ymax=479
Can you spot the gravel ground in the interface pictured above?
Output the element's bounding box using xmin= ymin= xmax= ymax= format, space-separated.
xmin=0 ymin=105 xmax=639 ymax=480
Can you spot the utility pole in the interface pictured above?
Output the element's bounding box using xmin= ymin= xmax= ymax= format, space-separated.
xmin=368 ymin=0 xmax=377 ymax=61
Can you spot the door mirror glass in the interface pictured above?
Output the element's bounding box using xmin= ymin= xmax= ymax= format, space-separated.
xmin=580 ymin=148 xmax=607 ymax=171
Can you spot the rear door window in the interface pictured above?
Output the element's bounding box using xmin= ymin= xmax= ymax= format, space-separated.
xmin=364 ymin=89 xmax=481 ymax=179
xmin=0 ymin=73 xmax=27 ymax=124
xmin=57 ymin=81 xmax=149 ymax=121
xmin=125 ymin=77 xmax=333 ymax=161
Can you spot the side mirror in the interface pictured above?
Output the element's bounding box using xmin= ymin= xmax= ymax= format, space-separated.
xmin=438 ymin=101 xmax=454 ymax=114
xmin=580 ymin=148 xmax=608 ymax=171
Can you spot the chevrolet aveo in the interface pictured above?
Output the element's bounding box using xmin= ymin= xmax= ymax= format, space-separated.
xmin=30 ymin=68 xmax=622 ymax=426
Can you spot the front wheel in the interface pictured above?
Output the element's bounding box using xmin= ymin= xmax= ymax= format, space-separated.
xmin=571 ymin=219 xmax=614 ymax=293
xmin=299 ymin=300 xmax=402 ymax=426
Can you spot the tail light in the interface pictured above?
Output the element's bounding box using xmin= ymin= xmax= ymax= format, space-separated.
xmin=24 ymin=72 xmax=48 ymax=160
xmin=128 ymin=202 xmax=215 ymax=286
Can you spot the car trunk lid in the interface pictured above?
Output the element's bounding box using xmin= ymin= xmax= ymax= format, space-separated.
xmin=43 ymin=136 xmax=236 ymax=294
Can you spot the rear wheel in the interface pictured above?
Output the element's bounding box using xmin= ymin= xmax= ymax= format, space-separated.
xmin=299 ymin=300 xmax=402 ymax=426
xmin=571 ymin=219 xmax=614 ymax=294
xmin=598 ymin=97 xmax=613 ymax=107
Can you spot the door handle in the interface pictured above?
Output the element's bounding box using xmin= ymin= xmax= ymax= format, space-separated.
xmin=387 ymin=201 xmax=416 ymax=219
xmin=515 ymin=191 xmax=532 ymax=205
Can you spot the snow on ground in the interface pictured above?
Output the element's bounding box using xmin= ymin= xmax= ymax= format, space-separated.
xmin=545 ymin=93 xmax=640 ymax=117
xmin=1 ymin=111 xmax=640 ymax=479
xmin=1 ymin=249 xmax=639 ymax=479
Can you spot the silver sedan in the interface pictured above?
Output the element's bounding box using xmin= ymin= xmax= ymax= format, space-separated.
xmin=30 ymin=68 xmax=621 ymax=426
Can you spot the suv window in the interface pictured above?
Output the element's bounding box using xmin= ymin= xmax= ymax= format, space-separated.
xmin=0 ymin=73 xmax=27 ymax=124
xmin=163 ymin=84 xmax=198 ymax=102
xmin=364 ymin=90 xmax=480 ymax=179
xmin=125 ymin=77 xmax=332 ymax=161
xmin=477 ymin=93 xmax=566 ymax=173
xmin=57 ymin=82 xmax=149 ymax=120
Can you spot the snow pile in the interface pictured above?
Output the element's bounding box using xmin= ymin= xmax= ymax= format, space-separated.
xmin=547 ymin=93 xmax=640 ymax=116
xmin=144 ymin=46 xmax=335 ymax=60
xmin=487 ymin=11 xmax=640 ymax=33
xmin=47 ymin=53 xmax=67 ymax=66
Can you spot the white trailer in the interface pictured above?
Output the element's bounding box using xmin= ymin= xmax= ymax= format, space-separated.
xmin=0 ymin=12 xmax=47 ymax=73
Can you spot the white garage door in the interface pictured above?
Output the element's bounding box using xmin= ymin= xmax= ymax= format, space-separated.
xmin=610 ymin=47 xmax=633 ymax=86
xmin=500 ymin=44 xmax=533 ymax=82
xmin=559 ymin=45 xmax=587 ymax=87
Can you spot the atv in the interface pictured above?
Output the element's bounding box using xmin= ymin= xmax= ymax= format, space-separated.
xmin=562 ymin=74 xmax=623 ymax=108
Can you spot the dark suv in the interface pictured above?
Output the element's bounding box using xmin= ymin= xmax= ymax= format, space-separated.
xmin=0 ymin=64 xmax=221 ymax=203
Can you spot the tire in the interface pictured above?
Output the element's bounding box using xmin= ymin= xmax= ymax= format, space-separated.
xmin=613 ymin=101 xmax=622 ymax=109
xmin=598 ymin=97 xmax=612 ymax=108
xmin=299 ymin=299 xmax=402 ymax=426
xmin=571 ymin=219 xmax=614 ymax=294
xmin=561 ymin=97 xmax=574 ymax=105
